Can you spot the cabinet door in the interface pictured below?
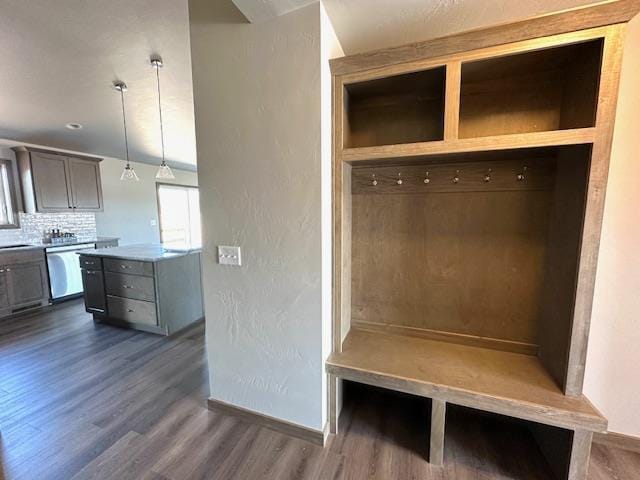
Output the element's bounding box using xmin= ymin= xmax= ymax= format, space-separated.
xmin=68 ymin=157 xmax=103 ymax=211
xmin=0 ymin=269 xmax=9 ymax=310
xmin=30 ymin=152 xmax=72 ymax=211
xmin=6 ymin=261 xmax=48 ymax=306
xmin=82 ymin=269 xmax=107 ymax=314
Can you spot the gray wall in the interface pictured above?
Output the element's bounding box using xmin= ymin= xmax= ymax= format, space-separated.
xmin=189 ymin=0 xmax=330 ymax=430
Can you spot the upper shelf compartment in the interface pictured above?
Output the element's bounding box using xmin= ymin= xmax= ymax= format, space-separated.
xmin=459 ymin=39 xmax=603 ymax=138
xmin=343 ymin=67 xmax=446 ymax=148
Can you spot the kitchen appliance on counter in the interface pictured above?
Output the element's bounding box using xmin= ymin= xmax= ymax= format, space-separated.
xmin=46 ymin=243 xmax=97 ymax=302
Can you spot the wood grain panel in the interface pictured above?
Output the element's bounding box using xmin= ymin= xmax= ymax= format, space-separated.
xmin=563 ymin=24 xmax=626 ymax=396
xmin=459 ymin=39 xmax=602 ymax=139
xmin=351 ymin=183 xmax=553 ymax=347
xmin=344 ymin=67 xmax=445 ymax=148
xmin=329 ymin=0 xmax=640 ymax=75
xmin=342 ymin=127 xmax=596 ymax=163
xmin=429 ymin=399 xmax=446 ymax=465
xmin=538 ymin=146 xmax=591 ymax=391
xmin=352 ymin=156 xmax=555 ymax=194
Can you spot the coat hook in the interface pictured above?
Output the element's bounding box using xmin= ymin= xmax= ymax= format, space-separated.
xmin=423 ymin=171 xmax=430 ymax=184
xmin=453 ymin=170 xmax=460 ymax=184
xmin=396 ymin=173 xmax=403 ymax=185
xmin=517 ymin=166 xmax=528 ymax=182
xmin=371 ymin=173 xmax=378 ymax=186
xmin=484 ymin=168 xmax=492 ymax=183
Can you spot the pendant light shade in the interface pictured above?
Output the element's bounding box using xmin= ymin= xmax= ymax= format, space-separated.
xmin=151 ymin=55 xmax=175 ymax=180
xmin=114 ymin=81 xmax=139 ymax=181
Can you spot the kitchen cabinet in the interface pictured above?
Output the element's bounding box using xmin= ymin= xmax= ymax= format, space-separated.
xmin=6 ymin=261 xmax=48 ymax=306
xmin=0 ymin=249 xmax=49 ymax=317
xmin=79 ymin=246 xmax=204 ymax=336
xmin=82 ymin=267 xmax=107 ymax=315
xmin=13 ymin=147 xmax=103 ymax=213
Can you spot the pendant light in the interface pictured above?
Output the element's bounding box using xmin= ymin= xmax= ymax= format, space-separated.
xmin=114 ymin=81 xmax=139 ymax=181
xmin=151 ymin=55 xmax=175 ymax=179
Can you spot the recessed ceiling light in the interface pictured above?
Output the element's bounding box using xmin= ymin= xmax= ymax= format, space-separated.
xmin=66 ymin=123 xmax=83 ymax=130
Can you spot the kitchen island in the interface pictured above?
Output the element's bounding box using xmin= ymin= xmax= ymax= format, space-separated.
xmin=79 ymin=244 xmax=204 ymax=335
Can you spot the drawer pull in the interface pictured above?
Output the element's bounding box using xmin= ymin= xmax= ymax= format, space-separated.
xmin=123 ymin=285 xmax=132 ymax=289
xmin=5 ymin=268 xmax=10 ymax=272
xmin=127 ymin=308 xmax=135 ymax=313
xmin=86 ymin=270 xmax=99 ymax=275
xmin=121 ymin=265 xmax=131 ymax=269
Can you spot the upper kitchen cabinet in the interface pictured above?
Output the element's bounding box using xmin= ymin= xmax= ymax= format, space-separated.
xmin=13 ymin=147 xmax=103 ymax=213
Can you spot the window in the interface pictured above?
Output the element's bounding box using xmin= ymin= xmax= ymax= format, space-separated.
xmin=0 ymin=159 xmax=19 ymax=229
xmin=156 ymin=183 xmax=201 ymax=247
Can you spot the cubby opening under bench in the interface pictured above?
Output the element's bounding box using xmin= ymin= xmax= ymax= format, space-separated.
xmin=328 ymin=3 xmax=640 ymax=480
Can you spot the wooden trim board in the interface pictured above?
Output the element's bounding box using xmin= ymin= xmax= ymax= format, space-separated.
xmin=563 ymin=24 xmax=627 ymax=396
xmin=593 ymin=431 xmax=640 ymax=454
xmin=330 ymin=0 xmax=640 ymax=75
xmin=342 ymin=128 xmax=596 ymax=164
xmin=207 ymin=398 xmax=326 ymax=446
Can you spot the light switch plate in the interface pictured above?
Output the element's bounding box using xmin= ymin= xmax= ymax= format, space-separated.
xmin=218 ymin=245 xmax=242 ymax=266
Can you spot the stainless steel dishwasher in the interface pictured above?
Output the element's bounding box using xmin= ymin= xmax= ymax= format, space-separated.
xmin=45 ymin=243 xmax=96 ymax=302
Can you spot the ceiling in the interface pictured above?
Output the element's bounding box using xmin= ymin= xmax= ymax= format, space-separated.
xmin=232 ymin=0 xmax=316 ymax=23
xmin=0 ymin=0 xmax=197 ymax=170
xmin=322 ymin=0 xmax=603 ymax=55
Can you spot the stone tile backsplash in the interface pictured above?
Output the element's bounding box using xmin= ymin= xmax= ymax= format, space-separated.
xmin=0 ymin=213 xmax=97 ymax=246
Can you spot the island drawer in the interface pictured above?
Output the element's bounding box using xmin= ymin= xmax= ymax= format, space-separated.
xmin=105 ymin=272 xmax=155 ymax=302
xmin=107 ymin=295 xmax=157 ymax=326
xmin=80 ymin=256 xmax=101 ymax=270
xmin=104 ymin=258 xmax=153 ymax=277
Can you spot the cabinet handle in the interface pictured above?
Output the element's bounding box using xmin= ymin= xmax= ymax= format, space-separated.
xmin=127 ymin=309 xmax=135 ymax=313
xmin=123 ymin=285 xmax=132 ymax=289
xmin=6 ymin=268 xmax=10 ymax=272
xmin=121 ymin=265 xmax=131 ymax=269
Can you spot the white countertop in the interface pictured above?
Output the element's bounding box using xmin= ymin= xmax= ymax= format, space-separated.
xmin=79 ymin=243 xmax=202 ymax=262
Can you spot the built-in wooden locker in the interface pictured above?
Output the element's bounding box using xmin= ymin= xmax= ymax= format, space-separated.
xmin=327 ymin=2 xmax=640 ymax=479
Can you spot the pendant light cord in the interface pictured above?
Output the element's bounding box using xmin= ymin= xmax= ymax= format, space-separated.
xmin=155 ymin=65 xmax=166 ymax=165
xmin=119 ymin=88 xmax=131 ymax=167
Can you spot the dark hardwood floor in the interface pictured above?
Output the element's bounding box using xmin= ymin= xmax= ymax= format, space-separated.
xmin=0 ymin=300 xmax=638 ymax=480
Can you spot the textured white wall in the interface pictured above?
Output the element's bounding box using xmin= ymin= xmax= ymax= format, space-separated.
xmin=189 ymin=0 xmax=332 ymax=430
xmin=96 ymin=157 xmax=198 ymax=245
xmin=584 ymin=16 xmax=640 ymax=438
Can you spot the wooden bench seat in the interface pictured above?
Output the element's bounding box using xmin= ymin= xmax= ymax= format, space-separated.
xmin=327 ymin=328 xmax=606 ymax=432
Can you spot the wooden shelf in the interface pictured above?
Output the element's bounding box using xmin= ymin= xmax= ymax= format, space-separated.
xmin=341 ymin=128 xmax=596 ymax=163
xmin=327 ymin=328 xmax=607 ymax=432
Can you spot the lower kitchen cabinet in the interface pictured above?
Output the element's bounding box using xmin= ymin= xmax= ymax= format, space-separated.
xmin=0 ymin=249 xmax=50 ymax=318
xmin=79 ymin=248 xmax=204 ymax=336
xmin=82 ymin=267 xmax=107 ymax=315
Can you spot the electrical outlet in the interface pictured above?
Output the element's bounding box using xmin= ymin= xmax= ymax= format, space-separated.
xmin=218 ymin=245 xmax=241 ymax=266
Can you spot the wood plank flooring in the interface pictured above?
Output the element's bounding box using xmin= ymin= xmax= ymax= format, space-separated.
xmin=0 ymin=300 xmax=638 ymax=480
